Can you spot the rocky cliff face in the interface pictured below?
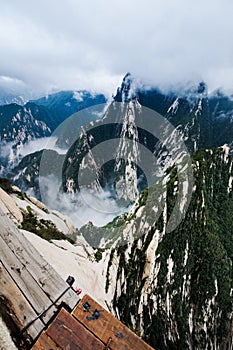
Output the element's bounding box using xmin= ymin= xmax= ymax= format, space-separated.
xmin=80 ymin=146 xmax=233 ymax=349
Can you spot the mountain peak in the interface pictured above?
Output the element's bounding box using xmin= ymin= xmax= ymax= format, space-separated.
xmin=114 ymin=73 xmax=137 ymax=102
xmin=197 ymin=81 xmax=207 ymax=94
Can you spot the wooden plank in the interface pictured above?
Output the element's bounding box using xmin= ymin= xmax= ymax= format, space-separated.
xmin=73 ymin=294 xmax=154 ymax=350
xmin=46 ymin=308 xmax=106 ymax=350
xmin=0 ymin=261 xmax=44 ymax=340
xmin=32 ymin=332 xmax=62 ymax=350
xmin=0 ymin=211 xmax=80 ymax=321
xmin=0 ymin=235 xmax=53 ymax=323
xmin=0 ymin=211 xmax=79 ymax=310
xmin=58 ymin=288 xmax=80 ymax=311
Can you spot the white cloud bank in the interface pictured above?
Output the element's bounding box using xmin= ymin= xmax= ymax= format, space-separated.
xmin=39 ymin=175 xmax=127 ymax=228
xmin=0 ymin=0 xmax=232 ymax=95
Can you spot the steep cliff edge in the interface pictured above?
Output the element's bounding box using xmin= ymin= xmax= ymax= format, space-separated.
xmin=80 ymin=146 xmax=233 ymax=349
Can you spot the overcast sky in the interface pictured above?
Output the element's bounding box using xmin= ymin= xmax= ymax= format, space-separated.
xmin=0 ymin=0 xmax=233 ymax=96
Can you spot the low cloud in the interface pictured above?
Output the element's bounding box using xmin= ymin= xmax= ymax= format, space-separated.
xmin=20 ymin=137 xmax=67 ymax=158
xmin=0 ymin=137 xmax=67 ymax=173
xmin=39 ymin=175 xmax=127 ymax=228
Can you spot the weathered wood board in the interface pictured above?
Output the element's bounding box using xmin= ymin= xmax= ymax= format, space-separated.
xmin=0 ymin=235 xmax=54 ymax=323
xmin=0 ymin=211 xmax=79 ymax=310
xmin=0 ymin=261 xmax=44 ymax=340
xmin=73 ymin=294 xmax=154 ymax=350
xmin=0 ymin=209 xmax=79 ymax=344
xmin=31 ymin=333 xmax=62 ymax=350
xmin=45 ymin=308 xmax=106 ymax=350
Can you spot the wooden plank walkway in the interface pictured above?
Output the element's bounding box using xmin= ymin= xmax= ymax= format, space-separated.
xmin=73 ymin=294 xmax=154 ymax=350
xmin=0 ymin=209 xmax=79 ymax=345
xmin=32 ymin=296 xmax=154 ymax=350
xmin=41 ymin=308 xmax=105 ymax=350
xmin=0 ymin=261 xmax=44 ymax=340
xmin=1 ymin=211 xmax=78 ymax=308
xmin=0 ymin=235 xmax=54 ymax=322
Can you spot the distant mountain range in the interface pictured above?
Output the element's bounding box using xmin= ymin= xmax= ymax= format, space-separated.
xmin=0 ymin=90 xmax=106 ymax=172
xmin=32 ymin=90 xmax=107 ymax=126
xmin=0 ymin=90 xmax=106 ymax=141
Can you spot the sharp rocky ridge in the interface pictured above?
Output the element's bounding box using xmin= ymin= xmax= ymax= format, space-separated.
xmin=62 ymin=73 xmax=233 ymax=205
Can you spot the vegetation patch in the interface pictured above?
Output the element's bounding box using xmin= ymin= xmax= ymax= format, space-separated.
xmin=21 ymin=210 xmax=75 ymax=243
xmin=94 ymin=248 xmax=105 ymax=262
xmin=0 ymin=178 xmax=15 ymax=194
